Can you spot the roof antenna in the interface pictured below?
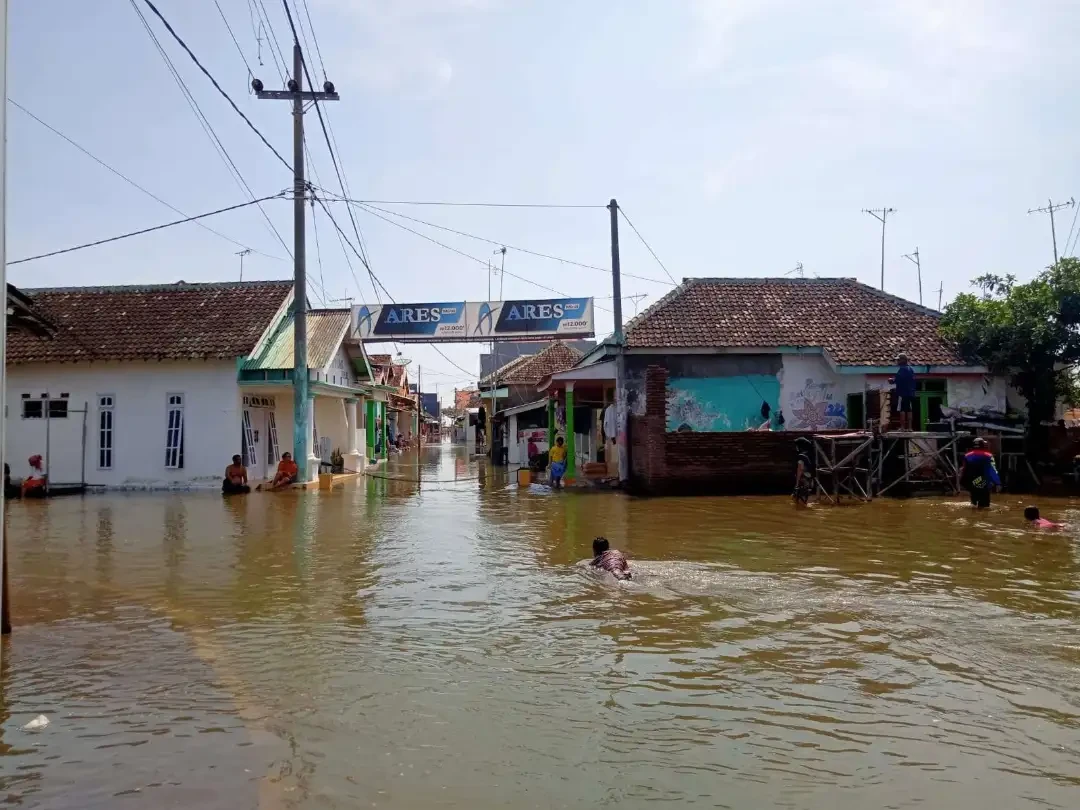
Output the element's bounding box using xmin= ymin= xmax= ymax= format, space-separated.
xmin=235 ymin=248 xmax=251 ymax=282
xmin=784 ymin=262 xmax=805 ymax=278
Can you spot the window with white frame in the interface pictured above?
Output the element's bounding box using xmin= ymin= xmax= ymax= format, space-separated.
xmin=165 ymin=394 xmax=184 ymax=469
xmin=98 ymin=395 xmax=115 ymax=469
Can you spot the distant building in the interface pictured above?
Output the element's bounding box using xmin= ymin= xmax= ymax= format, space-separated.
xmin=454 ymin=387 xmax=481 ymax=411
xmin=479 ymin=340 xmax=594 ymax=379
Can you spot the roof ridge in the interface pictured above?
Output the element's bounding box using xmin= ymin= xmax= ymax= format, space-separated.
xmin=21 ymin=279 xmax=293 ymax=295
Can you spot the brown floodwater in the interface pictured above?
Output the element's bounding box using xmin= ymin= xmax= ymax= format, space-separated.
xmin=2 ymin=443 xmax=1080 ymax=809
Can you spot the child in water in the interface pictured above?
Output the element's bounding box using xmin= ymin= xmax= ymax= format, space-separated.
xmin=591 ymin=537 xmax=631 ymax=580
xmin=1024 ymin=506 xmax=1064 ymax=529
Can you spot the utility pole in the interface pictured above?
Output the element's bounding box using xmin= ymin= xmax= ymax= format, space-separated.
xmin=253 ymin=45 xmax=338 ymax=483
xmin=1028 ymin=197 xmax=1075 ymax=265
xmin=608 ymin=199 xmax=627 ymax=484
xmin=235 ymin=248 xmax=251 ymax=281
xmin=902 ymin=247 xmax=922 ymax=306
xmin=1 ymin=0 xmax=9 ymax=638
xmin=937 ymin=282 xmax=944 ymax=311
xmin=862 ymin=207 xmax=895 ymax=291
xmin=490 ymin=247 xmax=506 ymax=463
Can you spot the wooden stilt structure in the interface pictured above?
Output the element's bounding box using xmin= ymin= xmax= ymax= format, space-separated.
xmin=812 ymin=430 xmax=963 ymax=503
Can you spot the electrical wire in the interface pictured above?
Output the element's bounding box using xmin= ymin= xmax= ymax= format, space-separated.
xmin=128 ymin=0 xmax=293 ymax=260
xmin=255 ymin=0 xmax=291 ymax=80
xmin=247 ymin=0 xmax=285 ymax=82
xmin=343 ymin=199 xmax=673 ymax=286
xmin=333 ymin=199 xmax=604 ymax=209
xmin=9 ymin=98 xmax=282 ymax=262
xmin=10 ymin=193 xmax=287 ymax=266
xmin=617 ymin=205 xmax=678 ymax=285
xmin=309 ymin=193 xmax=328 ymax=306
xmin=1064 ymin=202 xmax=1080 ymax=258
xmin=212 ymin=0 xmax=254 ymax=80
xmin=280 ymin=0 xmax=383 ymax=306
xmin=288 ymin=0 xmax=319 ymax=86
xmin=140 ymin=0 xmax=292 ymax=172
xmin=298 ymin=0 xmax=329 ymax=81
xmin=348 ymin=199 xmax=614 ymax=312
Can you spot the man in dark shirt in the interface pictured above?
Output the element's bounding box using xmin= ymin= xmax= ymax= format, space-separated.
xmin=892 ymin=353 xmax=916 ymax=431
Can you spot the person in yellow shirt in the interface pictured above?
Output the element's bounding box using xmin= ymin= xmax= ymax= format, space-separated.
xmin=548 ymin=436 xmax=568 ymax=488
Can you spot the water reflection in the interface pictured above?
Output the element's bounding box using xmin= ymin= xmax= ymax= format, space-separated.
xmin=1 ymin=443 xmax=1079 ymax=808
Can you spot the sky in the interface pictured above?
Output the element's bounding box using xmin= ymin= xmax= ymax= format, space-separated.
xmin=8 ymin=1 xmax=1080 ymax=405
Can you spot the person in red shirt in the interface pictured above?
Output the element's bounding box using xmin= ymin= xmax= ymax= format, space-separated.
xmin=260 ymin=452 xmax=299 ymax=491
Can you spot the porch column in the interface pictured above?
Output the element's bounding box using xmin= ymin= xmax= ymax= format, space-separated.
xmin=381 ymin=403 xmax=389 ymax=459
xmin=306 ymin=395 xmax=319 ymax=480
xmin=565 ymin=383 xmax=576 ymax=481
xmin=366 ymin=400 xmax=375 ymax=458
xmin=345 ymin=399 xmax=358 ymax=454
xmin=547 ymin=396 xmax=556 ymax=452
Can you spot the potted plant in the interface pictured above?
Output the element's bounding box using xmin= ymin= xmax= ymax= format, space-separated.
xmin=330 ymin=448 xmax=345 ymax=474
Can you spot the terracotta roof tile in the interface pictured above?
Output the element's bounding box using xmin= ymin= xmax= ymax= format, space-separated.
xmin=7 ymin=281 xmax=292 ymax=365
xmin=624 ymin=278 xmax=964 ymax=366
xmin=495 ymin=341 xmax=584 ymax=384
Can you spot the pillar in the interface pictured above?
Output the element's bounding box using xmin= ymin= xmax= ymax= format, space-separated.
xmin=366 ymin=400 xmax=375 ymax=457
xmin=345 ymin=399 xmax=358 ymax=454
xmin=565 ymin=383 xmax=576 ymax=481
xmin=547 ymin=396 xmax=556 ymax=453
xmin=306 ymin=395 xmax=319 ymax=480
xmin=381 ymin=402 xmax=388 ymax=459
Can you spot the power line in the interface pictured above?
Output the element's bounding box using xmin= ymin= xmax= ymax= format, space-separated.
xmin=351 ymin=200 xmax=614 ymax=312
xmin=128 ymin=0 xmax=293 ymax=260
xmin=1061 ymin=198 xmax=1080 ymax=258
xmin=328 ymin=198 xmax=604 ymax=209
xmin=212 ymin=0 xmax=254 ymax=79
xmin=140 ymin=0 xmax=292 ymax=172
xmin=298 ymin=0 xmax=328 ymax=81
xmin=309 ymin=195 xmax=327 ymax=306
xmin=255 ymin=0 xmax=291 ymax=80
xmin=337 ymin=198 xmax=672 ymax=286
xmin=617 ymin=206 xmax=677 ymax=285
xmin=8 ymin=98 xmax=282 ymax=262
xmin=10 ymin=193 xmax=287 ymax=266
xmin=281 ymin=0 xmax=382 ymax=306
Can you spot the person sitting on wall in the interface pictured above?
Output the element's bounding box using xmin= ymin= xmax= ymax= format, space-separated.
xmin=222 ymin=454 xmax=250 ymax=495
xmin=21 ymin=454 xmax=47 ymax=499
xmin=260 ymin=452 xmax=299 ymax=491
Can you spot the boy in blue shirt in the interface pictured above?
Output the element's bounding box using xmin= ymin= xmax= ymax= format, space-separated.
xmin=892 ymin=353 xmax=916 ymax=431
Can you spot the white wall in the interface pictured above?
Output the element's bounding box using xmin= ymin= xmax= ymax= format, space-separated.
xmin=778 ymin=355 xmax=865 ymax=430
xmin=946 ymin=375 xmax=1008 ymax=414
xmin=6 ymin=360 xmax=240 ymax=488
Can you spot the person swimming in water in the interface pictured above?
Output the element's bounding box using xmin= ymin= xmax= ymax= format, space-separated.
xmin=1024 ymin=506 xmax=1064 ymax=529
xmin=591 ymin=536 xmax=631 ymax=580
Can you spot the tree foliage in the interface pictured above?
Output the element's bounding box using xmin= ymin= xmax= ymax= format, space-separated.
xmin=939 ymin=258 xmax=1080 ymax=430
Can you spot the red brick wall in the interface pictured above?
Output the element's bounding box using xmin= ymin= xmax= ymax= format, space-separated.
xmin=629 ymin=364 xmax=837 ymax=496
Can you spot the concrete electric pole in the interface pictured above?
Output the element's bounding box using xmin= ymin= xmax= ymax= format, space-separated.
xmin=253 ymin=45 xmax=338 ymax=482
xmin=1028 ymin=197 xmax=1075 ymax=265
xmin=862 ymin=207 xmax=895 ymax=291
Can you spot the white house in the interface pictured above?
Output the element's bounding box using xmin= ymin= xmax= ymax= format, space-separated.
xmin=5 ymin=280 xmax=377 ymax=490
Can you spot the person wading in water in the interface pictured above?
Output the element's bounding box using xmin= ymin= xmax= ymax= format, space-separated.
xmin=960 ymin=438 xmax=1000 ymax=508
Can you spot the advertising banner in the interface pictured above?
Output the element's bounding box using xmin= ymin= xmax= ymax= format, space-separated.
xmin=353 ymin=298 xmax=594 ymax=343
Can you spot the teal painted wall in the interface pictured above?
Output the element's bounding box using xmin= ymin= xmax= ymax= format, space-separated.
xmin=666 ymin=375 xmax=780 ymax=432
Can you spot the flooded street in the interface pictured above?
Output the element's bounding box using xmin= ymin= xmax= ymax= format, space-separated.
xmin=3 ymin=443 xmax=1080 ymax=809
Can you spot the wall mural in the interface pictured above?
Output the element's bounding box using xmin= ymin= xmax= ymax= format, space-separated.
xmin=787 ymin=378 xmax=847 ymax=430
xmin=666 ymin=375 xmax=780 ymax=432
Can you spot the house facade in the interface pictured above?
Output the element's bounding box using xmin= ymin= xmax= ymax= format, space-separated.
xmin=574 ymin=277 xmax=1020 ymax=493
xmin=5 ymin=281 xmax=376 ymax=490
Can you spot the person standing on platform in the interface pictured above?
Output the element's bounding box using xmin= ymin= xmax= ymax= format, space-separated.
xmin=891 ymin=353 xmax=916 ymax=431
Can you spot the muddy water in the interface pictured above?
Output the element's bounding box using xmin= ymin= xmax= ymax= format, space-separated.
xmin=2 ymin=443 xmax=1080 ymax=809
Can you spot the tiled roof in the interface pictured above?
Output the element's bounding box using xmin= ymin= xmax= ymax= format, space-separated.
xmin=624 ymin=278 xmax=964 ymax=366
xmin=7 ymin=281 xmax=292 ymax=365
xmin=242 ymin=309 xmax=352 ymax=370
xmin=492 ymin=341 xmax=584 ymax=385
xmin=479 ymin=353 xmax=531 ymax=386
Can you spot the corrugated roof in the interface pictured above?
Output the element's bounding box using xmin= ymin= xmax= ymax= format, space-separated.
xmin=7 ymin=280 xmax=293 ymax=364
xmin=242 ymin=309 xmax=351 ymax=370
xmin=624 ymin=277 xmax=964 ymax=366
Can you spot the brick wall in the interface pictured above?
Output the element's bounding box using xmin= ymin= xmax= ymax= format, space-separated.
xmin=629 ymin=364 xmax=835 ymax=496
